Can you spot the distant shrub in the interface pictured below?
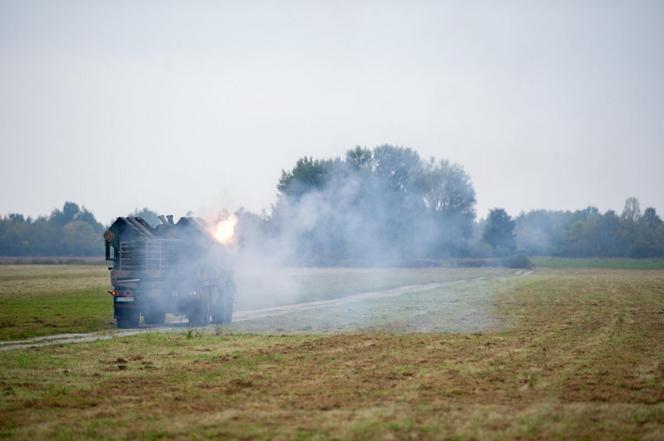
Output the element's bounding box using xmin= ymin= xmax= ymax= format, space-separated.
xmin=451 ymin=258 xmax=492 ymax=268
xmin=502 ymin=254 xmax=532 ymax=269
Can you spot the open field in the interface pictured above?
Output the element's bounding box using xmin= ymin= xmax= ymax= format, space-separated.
xmin=0 ymin=258 xmax=660 ymax=342
xmin=0 ymin=257 xmax=105 ymax=265
xmin=531 ymin=257 xmax=664 ymax=270
xmin=0 ymin=264 xmax=507 ymax=340
xmin=231 ymin=275 xmax=503 ymax=334
xmin=0 ymin=266 xmax=663 ymax=439
xmin=0 ymin=265 xmax=112 ymax=340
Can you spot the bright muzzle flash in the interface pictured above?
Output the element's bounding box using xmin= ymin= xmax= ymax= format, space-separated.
xmin=214 ymin=214 xmax=239 ymax=245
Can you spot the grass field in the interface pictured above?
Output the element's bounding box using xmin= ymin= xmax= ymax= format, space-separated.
xmin=1 ymin=258 xmax=660 ymax=341
xmin=0 ymin=265 xmax=112 ymax=340
xmin=531 ymin=256 xmax=664 ymax=270
xmin=0 ymin=264 xmax=506 ymax=340
xmin=0 ymin=266 xmax=663 ymax=439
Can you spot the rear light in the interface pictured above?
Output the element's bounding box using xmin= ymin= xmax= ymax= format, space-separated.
xmin=110 ymin=289 xmax=133 ymax=297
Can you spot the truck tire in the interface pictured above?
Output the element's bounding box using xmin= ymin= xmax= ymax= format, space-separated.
xmin=224 ymin=279 xmax=236 ymax=323
xmin=143 ymin=310 xmax=166 ymax=325
xmin=223 ymin=295 xmax=234 ymax=323
xmin=210 ymin=285 xmax=225 ymax=324
xmin=210 ymin=299 xmax=226 ymax=324
xmin=211 ymin=283 xmax=234 ymax=324
xmin=116 ymin=308 xmax=140 ymax=329
xmin=187 ymin=300 xmax=209 ymax=327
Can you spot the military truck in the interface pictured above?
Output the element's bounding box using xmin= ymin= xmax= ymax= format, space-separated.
xmin=103 ymin=215 xmax=236 ymax=328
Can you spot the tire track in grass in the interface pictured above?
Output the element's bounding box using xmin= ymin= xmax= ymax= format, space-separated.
xmin=0 ymin=271 xmax=532 ymax=351
xmin=0 ymin=283 xmax=449 ymax=351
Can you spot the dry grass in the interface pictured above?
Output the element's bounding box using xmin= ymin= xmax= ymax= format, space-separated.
xmin=0 ymin=269 xmax=663 ymax=440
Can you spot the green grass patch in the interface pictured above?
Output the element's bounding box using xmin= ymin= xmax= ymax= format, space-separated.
xmin=231 ymin=276 xmax=499 ymax=333
xmin=531 ymin=257 xmax=664 ymax=270
xmin=0 ymin=265 xmax=112 ymax=340
xmin=235 ymin=266 xmax=503 ymax=309
xmin=0 ymin=287 xmax=112 ymax=340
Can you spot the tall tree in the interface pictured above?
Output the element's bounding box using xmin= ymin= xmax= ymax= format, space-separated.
xmin=483 ymin=208 xmax=516 ymax=255
xmin=643 ymin=207 xmax=663 ymax=227
xmin=277 ymin=157 xmax=338 ymax=198
xmin=621 ymin=197 xmax=641 ymax=222
xmin=271 ymin=145 xmax=477 ymax=262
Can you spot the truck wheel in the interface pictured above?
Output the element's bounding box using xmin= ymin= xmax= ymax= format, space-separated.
xmin=224 ymin=280 xmax=236 ymax=323
xmin=210 ymin=301 xmax=225 ymax=324
xmin=223 ymin=297 xmax=234 ymax=323
xmin=116 ymin=308 xmax=140 ymax=329
xmin=188 ymin=301 xmax=209 ymax=327
xmin=143 ymin=310 xmax=166 ymax=325
xmin=211 ymin=289 xmax=227 ymax=324
xmin=211 ymin=283 xmax=234 ymax=324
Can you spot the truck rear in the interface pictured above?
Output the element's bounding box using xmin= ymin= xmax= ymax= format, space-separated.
xmin=103 ymin=216 xmax=236 ymax=328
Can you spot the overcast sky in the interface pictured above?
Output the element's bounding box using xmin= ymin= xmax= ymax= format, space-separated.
xmin=1 ymin=0 xmax=663 ymax=223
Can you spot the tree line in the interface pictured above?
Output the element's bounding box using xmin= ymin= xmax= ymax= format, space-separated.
xmin=0 ymin=204 xmax=159 ymax=256
xmin=1 ymin=146 xmax=663 ymax=259
xmin=242 ymin=146 xmax=664 ymax=262
xmin=261 ymin=145 xmax=477 ymax=263
xmin=508 ymin=197 xmax=664 ymax=258
xmin=0 ymin=202 xmax=105 ymax=256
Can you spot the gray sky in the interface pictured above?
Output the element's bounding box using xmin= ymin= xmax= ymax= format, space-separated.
xmin=1 ymin=0 xmax=663 ymax=223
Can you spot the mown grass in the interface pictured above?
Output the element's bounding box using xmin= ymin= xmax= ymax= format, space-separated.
xmin=235 ymin=266 xmax=502 ymax=309
xmin=231 ymin=276 xmax=500 ymax=334
xmin=0 ymin=264 xmax=505 ymax=340
xmin=532 ymin=256 xmax=664 ymax=270
xmin=1 ymin=268 xmax=663 ymax=440
xmin=0 ymin=265 xmax=112 ymax=340
xmin=0 ymin=289 xmax=114 ymax=340
xmin=0 ymin=258 xmax=654 ymax=341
